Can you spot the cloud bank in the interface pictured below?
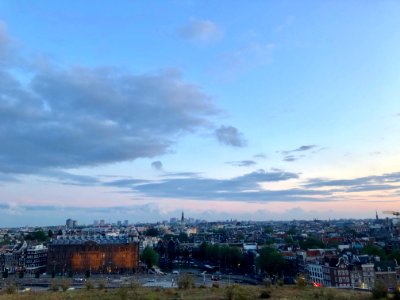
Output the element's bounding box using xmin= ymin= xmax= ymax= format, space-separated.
xmin=0 ymin=22 xmax=243 ymax=179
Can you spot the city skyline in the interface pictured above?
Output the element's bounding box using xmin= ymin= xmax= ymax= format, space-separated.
xmin=0 ymin=1 xmax=400 ymax=226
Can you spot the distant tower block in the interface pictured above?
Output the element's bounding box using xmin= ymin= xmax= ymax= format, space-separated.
xmin=181 ymin=211 xmax=184 ymax=223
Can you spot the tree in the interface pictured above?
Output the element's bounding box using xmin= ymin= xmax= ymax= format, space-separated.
xmin=178 ymin=232 xmax=189 ymax=242
xmin=256 ymin=246 xmax=285 ymax=275
xmin=299 ymin=237 xmax=324 ymax=250
xmin=361 ymin=245 xmax=387 ymax=260
xmin=141 ymin=246 xmax=159 ymax=268
xmin=145 ymin=227 xmax=159 ymax=237
xmin=48 ymin=229 xmax=54 ymax=238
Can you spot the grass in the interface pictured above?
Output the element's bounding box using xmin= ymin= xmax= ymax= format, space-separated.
xmin=0 ymin=285 xmax=373 ymax=300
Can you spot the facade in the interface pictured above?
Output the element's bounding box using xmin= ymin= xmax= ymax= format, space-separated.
xmin=47 ymin=235 xmax=139 ymax=274
xmin=307 ymin=263 xmax=324 ymax=285
xmin=25 ymin=244 xmax=48 ymax=275
xmin=0 ymin=241 xmax=27 ymax=274
xmin=361 ymin=263 xmax=375 ymax=289
xmin=374 ymin=261 xmax=397 ymax=291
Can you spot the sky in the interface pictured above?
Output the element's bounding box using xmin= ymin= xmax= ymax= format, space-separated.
xmin=0 ymin=1 xmax=400 ymax=227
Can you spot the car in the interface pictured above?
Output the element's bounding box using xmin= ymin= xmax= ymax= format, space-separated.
xmin=172 ymin=270 xmax=180 ymax=275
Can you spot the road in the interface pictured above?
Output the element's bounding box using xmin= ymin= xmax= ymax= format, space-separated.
xmin=0 ymin=272 xmax=258 ymax=291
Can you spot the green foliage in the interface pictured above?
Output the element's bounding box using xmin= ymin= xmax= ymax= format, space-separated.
xmin=25 ymin=229 xmax=48 ymax=242
xmin=141 ymin=245 xmax=159 ymax=268
xmin=361 ymin=245 xmax=387 ymax=260
xmin=371 ymin=281 xmax=387 ymax=299
xmin=5 ymin=284 xmax=17 ymax=294
xmin=256 ymin=246 xmax=285 ymax=275
xmin=296 ymin=275 xmax=307 ymax=288
xmin=178 ymin=232 xmax=189 ymax=242
xmin=287 ymin=226 xmax=297 ymax=235
xmin=18 ymin=271 xmax=24 ymax=278
xmin=177 ymin=274 xmax=195 ymax=289
xmin=145 ymin=227 xmax=159 ymax=237
xmin=299 ymin=237 xmax=325 ymax=250
xmin=196 ymin=241 xmax=244 ymax=271
xmin=2 ymin=269 xmax=8 ymax=278
xmin=263 ymin=226 xmax=273 ymax=234
xmin=388 ymin=249 xmax=400 ymax=262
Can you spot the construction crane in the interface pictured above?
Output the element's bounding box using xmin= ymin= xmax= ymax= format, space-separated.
xmin=383 ymin=211 xmax=400 ymax=216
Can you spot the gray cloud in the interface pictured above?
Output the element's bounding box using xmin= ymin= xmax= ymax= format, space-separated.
xmin=305 ymin=172 xmax=400 ymax=193
xmin=151 ymin=161 xmax=163 ymax=171
xmin=0 ymin=33 xmax=222 ymax=176
xmin=347 ymin=184 xmax=400 ymax=193
xmin=103 ymin=169 xmax=325 ymax=202
xmin=161 ymin=172 xmax=201 ymax=178
xmin=283 ymin=155 xmax=298 ymax=162
xmin=280 ymin=145 xmax=318 ymax=162
xmin=225 ymin=160 xmax=256 ymax=167
xmin=178 ymin=19 xmax=223 ymax=43
xmin=215 ymin=125 xmax=246 ymax=147
xmin=254 ymin=153 xmax=266 ymax=159
xmin=282 ymin=145 xmax=317 ymax=155
xmin=294 ymin=145 xmax=317 ymax=152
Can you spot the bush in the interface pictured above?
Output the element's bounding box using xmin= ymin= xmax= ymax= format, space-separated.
xmin=277 ymin=279 xmax=283 ymax=287
xmin=98 ymin=279 xmax=106 ymax=290
xmin=296 ymin=276 xmax=307 ymax=288
xmin=225 ymin=284 xmax=256 ymax=300
xmin=49 ymin=280 xmax=60 ymax=292
xmin=212 ymin=282 xmax=220 ymax=289
xmin=372 ymin=281 xmax=387 ymax=299
xmin=259 ymin=290 xmax=271 ymax=299
xmin=177 ymin=274 xmax=194 ymax=289
xmin=59 ymin=279 xmax=71 ymax=292
xmin=393 ymin=289 xmax=400 ymax=300
xmin=5 ymin=284 xmax=17 ymax=294
xmin=263 ymin=278 xmax=272 ymax=288
xmin=85 ymin=280 xmax=94 ymax=290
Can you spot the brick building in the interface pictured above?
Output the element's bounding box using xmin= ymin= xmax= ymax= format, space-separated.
xmin=47 ymin=235 xmax=139 ymax=275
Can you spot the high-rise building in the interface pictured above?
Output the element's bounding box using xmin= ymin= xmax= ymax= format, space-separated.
xmin=66 ymin=219 xmax=73 ymax=228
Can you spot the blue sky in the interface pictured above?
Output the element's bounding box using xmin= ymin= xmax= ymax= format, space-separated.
xmin=0 ymin=1 xmax=400 ymax=226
